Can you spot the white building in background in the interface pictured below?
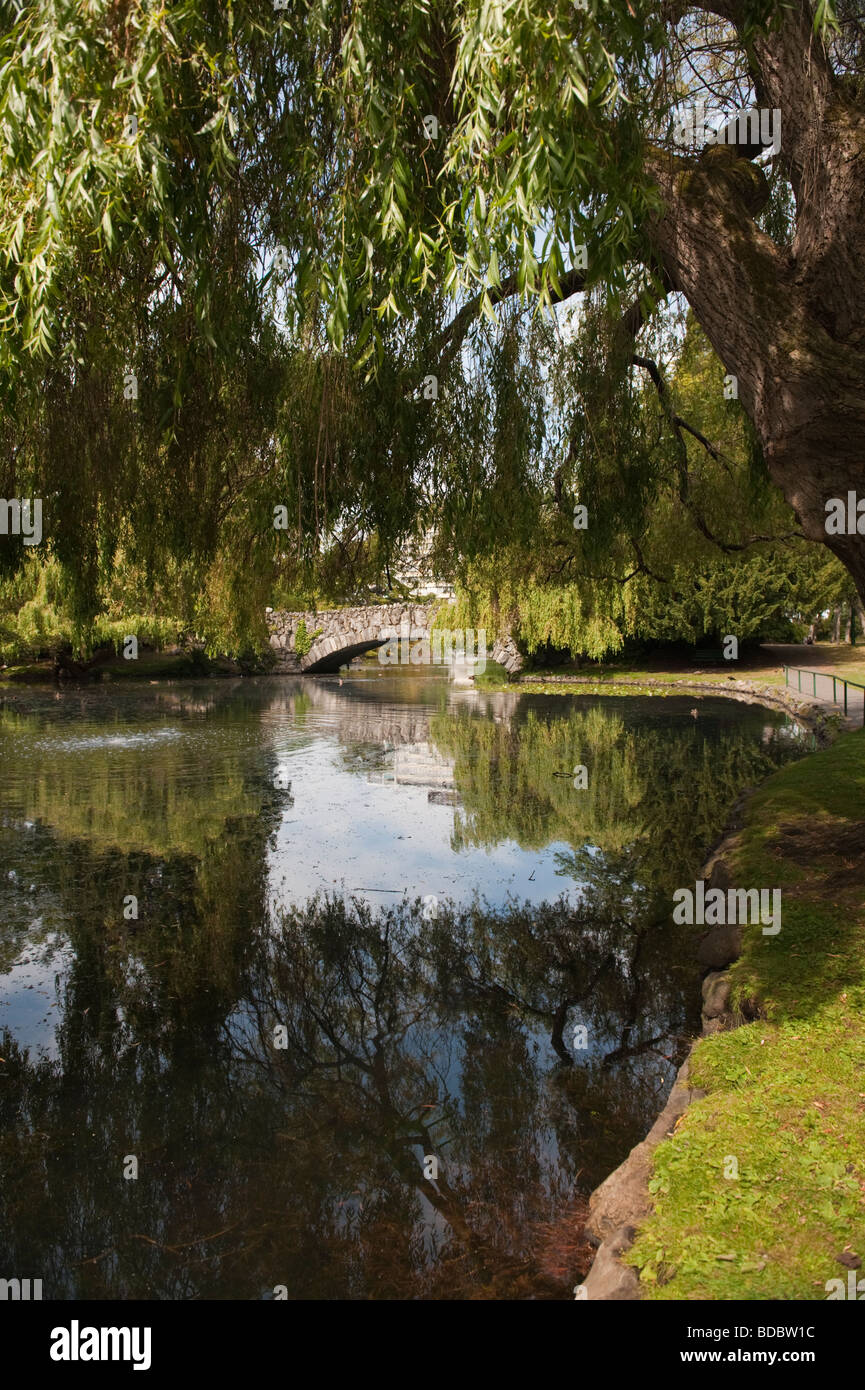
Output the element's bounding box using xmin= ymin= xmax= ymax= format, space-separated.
xmin=392 ymin=530 xmax=455 ymax=600
xmin=367 ymin=741 xmax=460 ymax=804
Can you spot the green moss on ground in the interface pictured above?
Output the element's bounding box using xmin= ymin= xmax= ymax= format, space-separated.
xmin=627 ymin=731 xmax=865 ymax=1299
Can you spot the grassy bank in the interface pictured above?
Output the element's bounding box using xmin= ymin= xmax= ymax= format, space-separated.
xmin=521 ymin=665 xmax=785 ymax=688
xmin=520 ymin=642 xmax=865 ymax=691
xmin=627 ymin=730 xmax=865 ymax=1299
xmin=0 ymin=650 xmax=250 ymax=684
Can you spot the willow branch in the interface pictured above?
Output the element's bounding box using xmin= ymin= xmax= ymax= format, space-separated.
xmin=432 ymin=265 xmax=588 ymax=380
xmin=631 ymin=352 xmax=804 ymax=552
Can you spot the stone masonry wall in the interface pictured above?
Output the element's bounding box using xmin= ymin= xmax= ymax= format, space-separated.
xmin=266 ymin=603 xmax=439 ymax=673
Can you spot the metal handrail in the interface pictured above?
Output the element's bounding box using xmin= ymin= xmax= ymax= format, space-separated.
xmin=784 ymin=665 xmax=865 ymax=724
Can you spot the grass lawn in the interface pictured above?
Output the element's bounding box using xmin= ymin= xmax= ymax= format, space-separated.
xmin=626 ymin=730 xmax=865 ymax=1299
xmin=515 ymin=643 xmax=865 ymax=701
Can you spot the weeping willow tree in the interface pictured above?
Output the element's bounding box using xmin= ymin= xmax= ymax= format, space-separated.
xmin=0 ymin=0 xmax=862 ymax=655
xmin=436 ymin=308 xmax=844 ymax=658
xmin=0 ymin=0 xmax=460 ymax=651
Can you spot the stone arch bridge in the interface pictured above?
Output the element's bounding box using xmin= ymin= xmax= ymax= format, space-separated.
xmin=266 ymin=603 xmax=439 ymax=674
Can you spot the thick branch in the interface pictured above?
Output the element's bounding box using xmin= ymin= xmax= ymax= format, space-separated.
xmin=645 ymin=144 xmax=784 ymax=415
xmin=748 ymin=0 xmax=835 ymax=198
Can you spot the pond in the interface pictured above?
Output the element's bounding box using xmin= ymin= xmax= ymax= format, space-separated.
xmin=0 ymin=672 xmax=807 ymax=1299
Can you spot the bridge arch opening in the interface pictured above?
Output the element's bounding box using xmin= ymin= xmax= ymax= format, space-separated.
xmin=302 ymin=636 xmax=388 ymax=674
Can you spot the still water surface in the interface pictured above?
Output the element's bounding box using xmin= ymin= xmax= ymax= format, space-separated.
xmin=0 ymin=672 xmax=806 ymax=1298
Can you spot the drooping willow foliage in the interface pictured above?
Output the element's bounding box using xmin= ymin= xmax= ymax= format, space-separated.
xmin=0 ymin=1 xmax=853 ymax=657
xmin=435 ymin=309 xmax=849 ymax=658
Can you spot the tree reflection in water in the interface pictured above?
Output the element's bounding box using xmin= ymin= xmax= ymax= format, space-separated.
xmin=0 ymin=680 xmax=805 ymax=1298
xmin=0 ymin=888 xmax=689 ymax=1299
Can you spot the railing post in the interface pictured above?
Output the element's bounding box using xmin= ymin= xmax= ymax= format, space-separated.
xmin=833 ymin=676 xmax=837 ymax=703
xmin=798 ymin=668 xmax=802 ymax=693
xmin=814 ymin=671 xmax=817 ymax=697
xmin=844 ymin=680 xmax=848 ymax=714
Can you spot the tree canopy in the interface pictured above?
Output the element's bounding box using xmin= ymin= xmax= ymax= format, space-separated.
xmin=0 ymin=0 xmax=862 ymax=653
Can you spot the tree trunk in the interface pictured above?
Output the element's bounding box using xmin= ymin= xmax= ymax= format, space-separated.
xmin=644 ymin=3 xmax=865 ymax=603
xmin=832 ymin=608 xmax=841 ymax=643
